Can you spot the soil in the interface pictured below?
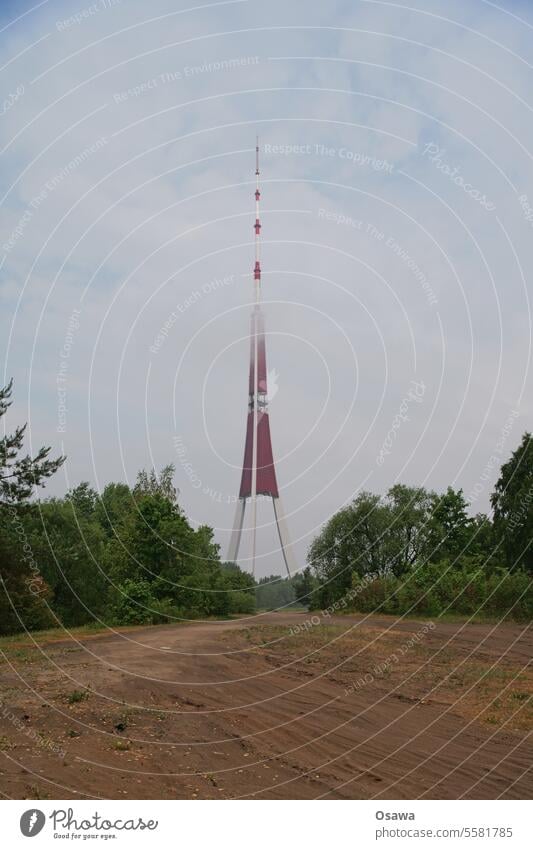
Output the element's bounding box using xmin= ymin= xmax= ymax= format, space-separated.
xmin=0 ymin=611 xmax=531 ymax=799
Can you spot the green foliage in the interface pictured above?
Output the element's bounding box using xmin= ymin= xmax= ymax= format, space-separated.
xmin=0 ymin=509 xmax=56 ymax=634
xmin=0 ymin=379 xmax=65 ymax=504
xmin=1 ymin=447 xmax=258 ymax=633
xmin=255 ymin=575 xmax=296 ymax=610
xmin=308 ymin=457 xmax=533 ymax=622
xmin=0 ymin=381 xmax=64 ymax=634
xmin=27 ymin=498 xmax=108 ymax=626
xmin=94 ymin=482 xmax=132 ymax=536
xmin=226 ymin=590 xmax=256 ymax=614
xmin=385 ymin=484 xmax=434 ymax=574
xmin=291 ymin=566 xmax=319 ymax=607
xmin=348 ymin=560 xmax=533 ymax=621
xmin=308 ymin=493 xmax=385 ymax=606
xmin=65 ymin=482 xmax=98 ymax=519
xmin=109 ymin=579 xmax=163 ymax=625
xmin=220 ymin=562 xmax=256 ymax=613
xmin=308 ymin=486 xmax=438 ymax=609
xmin=134 ymin=464 xmax=178 ymax=504
xmin=492 ymin=432 xmax=533 ymax=572
xmin=2 ymin=379 xmax=531 ymax=634
xmin=99 ymin=474 xmax=258 ymax=624
xmin=67 ymin=689 xmax=89 ymax=704
xmin=426 ymin=487 xmax=474 ymax=561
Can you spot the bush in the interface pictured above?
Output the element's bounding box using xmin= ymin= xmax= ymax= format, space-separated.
xmin=108 ymin=579 xmax=159 ymax=625
xmin=346 ymin=560 xmax=533 ymax=622
xmin=349 ymin=573 xmax=399 ymax=615
xmin=227 ymin=590 xmax=256 ymax=614
xmin=148 ymin=597 xmax=187 ymax=624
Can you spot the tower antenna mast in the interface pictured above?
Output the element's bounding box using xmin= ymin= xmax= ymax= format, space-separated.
xmin=227 ymin=139 xmax=296 ymax=580
xmin=250 ymin=136 xmax=261 ymax=576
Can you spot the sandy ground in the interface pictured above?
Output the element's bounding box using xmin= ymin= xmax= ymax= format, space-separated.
xmin=0 ymin=611 xmax=532 ymax=799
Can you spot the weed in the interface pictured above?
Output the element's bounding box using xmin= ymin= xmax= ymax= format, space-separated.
xmin=67 ymin=689 xmax=89 ymax=704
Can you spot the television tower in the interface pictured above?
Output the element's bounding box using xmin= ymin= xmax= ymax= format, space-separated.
xmin=227 ymin=139 xmax=296 ymax=578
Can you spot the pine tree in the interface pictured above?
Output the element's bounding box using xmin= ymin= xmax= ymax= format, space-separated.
xmin=0 ymin=380 xmax=65 ymax=633
xmin=1 ymin=379 xmax=65 ymax=504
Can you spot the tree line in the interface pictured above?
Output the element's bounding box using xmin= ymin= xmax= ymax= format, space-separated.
xmin=0 ymin=381 xmax=258 ymax=635
xmin=1 ymin=379 xmax=531 ymax=634
xmin=306 ymin=433 xmax=533 ymax=620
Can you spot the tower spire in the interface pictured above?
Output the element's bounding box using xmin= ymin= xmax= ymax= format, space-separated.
xmin=227 ymin=140 xmax=297 ymax=579
xmin=254 ymin=136 xmax=261 ymax=288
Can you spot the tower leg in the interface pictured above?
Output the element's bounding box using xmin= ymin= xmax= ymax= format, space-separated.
xmin=228 ymin=497 xmax=246 ymax=563
xmin=272 ymin=495 xmax=297 ymax=578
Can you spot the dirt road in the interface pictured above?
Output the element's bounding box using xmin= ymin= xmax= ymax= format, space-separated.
xmin=0 ymin=612 xmax=532 ymax=799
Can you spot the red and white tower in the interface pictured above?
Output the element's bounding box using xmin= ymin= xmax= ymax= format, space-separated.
xmin=227 ymin=139 xmax=296 ymax=578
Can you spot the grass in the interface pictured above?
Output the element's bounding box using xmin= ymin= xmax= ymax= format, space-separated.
xmin=26 ymin=785 xmax=50 ymax=800
xmin=67 ymin=689 xmax=89 ymax=704
xmin=0 ymin=615 xmax=200 ymax=649
xmin=0 ymin=623 xmax=107 ymax=648
xmin=0 ymin=646 xmax=37 ymax=663
xmin=333 ymin=608 xmax=509 ymax=625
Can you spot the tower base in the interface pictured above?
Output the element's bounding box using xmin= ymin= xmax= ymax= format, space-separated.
xmin=227 ymin=495 xmax=295 ymax=578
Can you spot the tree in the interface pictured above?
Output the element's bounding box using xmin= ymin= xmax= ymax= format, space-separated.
xmin=307 ymin=503 xmax=360 ymax=606
xmin=307 ymin=484 xmax=488 ymax=609
xmin=134 ymin=464 xmax=178 ymax=505
xmin=308 ymin=492 xmax=394 ymax=607
xmin=426 ymin=487 xmax=475 ymax=562
xmin=470 ymin=513 xmax=496 ymax=565
xmin=308 ymin=486 xmax=437 ymax=608
xmin=102 ymin=485 xmax=239 ymax=621
xmin=65 ymin=481 xmax=98 ymax=519
xmin=0 ymin=380 xmax=65 ymax=503
xmin=221 ymin=562 xmax=254 ymax=588
xmin=94 ymin=481 xmax=132 ymax=536
xmin=255 ymin=575 xmax=296 ymax=610
xmin=220 ymin=562 xmax=256 ymax=613
xmin=30 ymin=498 xmax=107 ymax=625
xmin=0 ymin=519 xmax=55 ymax=634
xmin=291 ymin=566 xmax=319 ymax=608
xmin=491 ymin=432 xmax=533 ymax=572
xmin=385 ymin=484 xmax=434 ymax=575
xmin=0 ymin=380 xmax=64 ymax=634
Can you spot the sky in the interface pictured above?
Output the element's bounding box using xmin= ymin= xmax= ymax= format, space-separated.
xmin=1 ymin=0 xmax=532 ymax=577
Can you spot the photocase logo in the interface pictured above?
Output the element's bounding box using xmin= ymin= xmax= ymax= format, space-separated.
xmin=20 ymin=809 xmax=46 ymax=837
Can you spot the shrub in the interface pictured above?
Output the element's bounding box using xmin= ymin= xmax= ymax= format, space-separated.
xmin=108 ymin=579 xmax=158 ymax=625
xmin=346 ymin=560 xmax=533 ymax=622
